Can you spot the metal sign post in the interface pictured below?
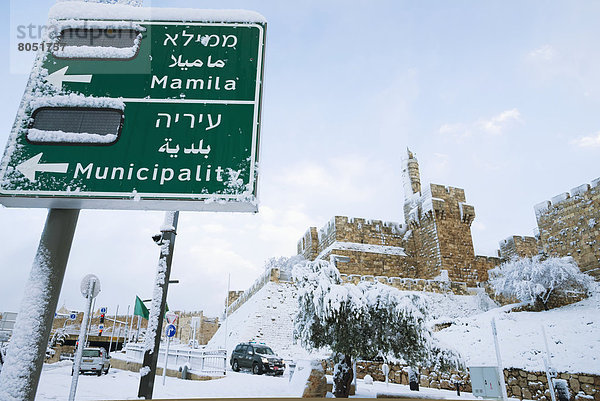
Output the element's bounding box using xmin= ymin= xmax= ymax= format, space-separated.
xmin=108 ymin=305 xmax=119 ymax=353
xmin=162 ymin=323 xmax=177 ymax=385
xmin=0 ymin=4 xmax=265 ymax=400
xmin=69 ymin=274 xmax=101 ymax=401
xmin=138 ymin=211 xmax=179 ymax=399
xmin=0 ymin=209 xmax=80 ymax=401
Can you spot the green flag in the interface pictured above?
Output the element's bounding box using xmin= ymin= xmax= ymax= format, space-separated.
xmin=134 ymin=296 xmax=149 ymax=320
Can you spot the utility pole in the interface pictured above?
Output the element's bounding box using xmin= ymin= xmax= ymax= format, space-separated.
xmin=138 ymin=211 xmax=179 ymax=399
xmin=0 ymin=209 xmax=80 ymax=401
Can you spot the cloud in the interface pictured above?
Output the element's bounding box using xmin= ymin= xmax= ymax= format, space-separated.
xmin=472 ymin=221 xmax=486 ymax=232
xmin=275 ymin=156 xmax=388 ymax=205
xmin=528 ymin=44 xmax=557 ymax=61
xmin=438 ymin=109 xmax=522 ymax=139
xmin=524 ymin=42 xmax=600 ymax=94
xmin=570 ymin=132 xmax=600 ymax=148
xmin=475 ymin=109 xmax=522 ymax=135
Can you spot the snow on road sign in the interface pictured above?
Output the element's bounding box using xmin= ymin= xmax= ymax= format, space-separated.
xmin=0 ymin=3 xmax=266 ymax=212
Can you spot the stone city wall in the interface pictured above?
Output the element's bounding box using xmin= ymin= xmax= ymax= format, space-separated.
xmin=500 ymin=235 xmax=541 ymax=260
xmin=339 ymin=274 xmax=469 ymax=295
xmin=472 ymin=255 xmax=502 ymax=282
xmin=298 ymin=216 xmax=407 ymax=260
xmin=318 ymin=248 xmax=414 ymax=278
xmin=177 ymin=311 xmax=219 ymax=345
xmin=226 ymin=268 xmax=471 ymax=319
xmin=226 ymin=267 xmax=274 ymax=316
xmin=323 ymin=360 xmax=600 ymax=401
xmin=535 ymin=178 xmax=600 ymax=279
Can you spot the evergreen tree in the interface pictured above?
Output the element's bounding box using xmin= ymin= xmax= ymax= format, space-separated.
xmin=293 ymin=260 xmax=461 ymax=397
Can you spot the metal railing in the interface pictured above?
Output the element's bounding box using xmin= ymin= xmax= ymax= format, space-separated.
xmin=124 ymin=343 xmax=227 ymax=376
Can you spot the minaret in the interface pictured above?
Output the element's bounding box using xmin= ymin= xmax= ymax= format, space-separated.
xmin=402 ymin=148 xmax=421 ymax=196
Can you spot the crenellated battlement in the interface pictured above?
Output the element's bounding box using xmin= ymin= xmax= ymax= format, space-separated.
xmin=328 ymin=216 xmax=407 ymax=246
xmin=298 ymin=216 xmax=408 ymax=258
xmin=297 ymin=215 xmax=413 ymax=278
xmin=297 ymin=227 xmax=319 ymax=260
xmin=534 ymin=178 xmax=600 ymax=218
xmin=428 ymin=183 xmax=467 ymax=203
xmin=296 ymin=150 xmax=598 ymax=288
xmin=534 ymin=177 xmax=600 ymax=279
xmin=499 ymin=235 xmax=541 ymax=260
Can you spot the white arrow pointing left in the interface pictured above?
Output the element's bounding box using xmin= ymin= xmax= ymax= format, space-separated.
xmin=46 ymin=66 xmax=93 ymax=89
xmin=16 ymin=153 xmax=69 ymax=182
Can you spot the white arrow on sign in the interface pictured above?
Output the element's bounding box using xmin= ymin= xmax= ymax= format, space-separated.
xmin=46 ymin=66 xmax=92 ymax=89
xmin=16 ymin=153 xmax=69 ymax=182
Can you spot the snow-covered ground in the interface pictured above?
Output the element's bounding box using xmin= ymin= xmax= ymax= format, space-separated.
xmin=207 ymin=279 xmax=599 ymax=375
xmin=37 ymin=361 xmax=294 ymax=400
xmin=207 ymin=281 xmax=318 ymax=360
xmin=435 ymin=288 xmax=600 ymax=374
xmin=36 ymin=360 xmax=476 ymax=400
xmin=31 ymin=285 xmax=600 ymax=399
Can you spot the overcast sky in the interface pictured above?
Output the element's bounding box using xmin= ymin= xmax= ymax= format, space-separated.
xmin=1 ymin=0 xmax=599 ymax=319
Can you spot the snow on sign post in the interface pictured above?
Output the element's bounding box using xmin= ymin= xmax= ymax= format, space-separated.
xmin=162 ymin=324 xmax=177 ymax=385
xmin=0 ymin=3 xmax=266 ymax=212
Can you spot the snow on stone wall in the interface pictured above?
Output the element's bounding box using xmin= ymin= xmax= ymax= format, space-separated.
xmin=535 ymin=178 xmax=600 ymax=278
xmin=208 ymin=265 xmax=599 ymax=378
xmin=207 ymin=282 xmax=313 ymax=360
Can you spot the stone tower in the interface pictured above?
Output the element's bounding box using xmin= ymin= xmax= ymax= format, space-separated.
xmin=402 ymin=149 xmax=480 ymax=284
xmin=402 ymin=148 xmax=421 ymax=196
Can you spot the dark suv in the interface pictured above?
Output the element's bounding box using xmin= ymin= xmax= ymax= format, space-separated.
xmin=230 ymin=342 xmax=285 ymax=375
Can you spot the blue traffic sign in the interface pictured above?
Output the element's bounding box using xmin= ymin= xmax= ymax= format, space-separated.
xmin=165 ymin=324 xmax=176 ymax=338
xmin=69 ymin=313 xmax=77 ymax=320
xmin=100 ymin=307 xmax=107 ymax=314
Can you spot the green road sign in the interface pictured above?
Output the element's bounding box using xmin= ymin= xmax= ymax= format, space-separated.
xmin=0 ymin=6 xmax=266 ymax=212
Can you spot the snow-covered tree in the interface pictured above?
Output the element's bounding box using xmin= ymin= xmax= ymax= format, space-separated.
xmin=293 ymin=260 xmax=461 ymax=397
xmin=49 ymin=327 xmax=68 ymax=348
xmin=490 ymin=256 xmax=595 ymax=310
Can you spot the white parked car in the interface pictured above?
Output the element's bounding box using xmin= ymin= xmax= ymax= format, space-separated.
xmin=72 ymin=347 xmax=110 ymax=376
